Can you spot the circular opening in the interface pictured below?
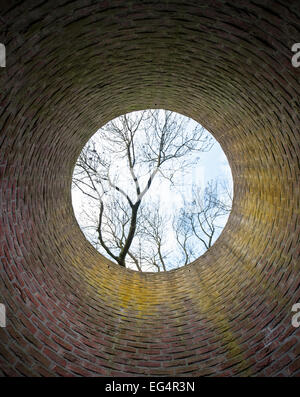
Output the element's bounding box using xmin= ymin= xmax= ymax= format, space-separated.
xmin=72 ymin=109 xmax=233 ymax=272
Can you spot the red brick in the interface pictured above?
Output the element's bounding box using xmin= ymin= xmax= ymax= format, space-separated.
xmin=288 ymin=357 xmax=300 ymax=375
xmin=43 ymin=348 xmax=67 ymax=368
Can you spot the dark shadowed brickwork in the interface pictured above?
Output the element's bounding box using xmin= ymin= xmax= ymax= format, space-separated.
xmin=0 ymin=0 xmax=299 ymax=377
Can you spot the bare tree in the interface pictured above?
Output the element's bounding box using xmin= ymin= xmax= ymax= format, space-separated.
xmin=174 ymin=179 xmax=233 ymax=264
xmin=134 ymin=202 xmax=172 ymax=272
xmin=72 ymin=109 xmax=213 ymax=269
xmin=174 ymin=210 xmax=196 ymax=266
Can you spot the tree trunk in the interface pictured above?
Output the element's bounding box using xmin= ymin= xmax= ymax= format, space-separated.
xmin=117 ymin=202 xmax=140 ymax=267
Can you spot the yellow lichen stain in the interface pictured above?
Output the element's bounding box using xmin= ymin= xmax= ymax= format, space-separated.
xmin=69 ymin=175 xmax=290 ymax=377
xmin=84 ymin=262 xmax=162 ymax=318
xmin=190 ymin=271 xmax=251 ymax=374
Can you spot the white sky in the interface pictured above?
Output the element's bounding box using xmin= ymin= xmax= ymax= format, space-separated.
xmin=71 ymin=113 xmax=233 ymax=271
xmin=144 ymin=139 xmax=232 ymax=216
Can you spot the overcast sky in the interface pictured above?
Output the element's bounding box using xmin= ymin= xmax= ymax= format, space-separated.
xmin=71 ymin=114 xmax=233 ymax=271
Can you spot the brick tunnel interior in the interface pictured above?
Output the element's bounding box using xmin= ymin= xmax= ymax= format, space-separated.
xmin=0 ymin=0 xmax=299 ymax=377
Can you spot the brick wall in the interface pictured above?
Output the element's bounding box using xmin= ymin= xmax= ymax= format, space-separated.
xmin=0 ymin=0 xmax=299 ymax=376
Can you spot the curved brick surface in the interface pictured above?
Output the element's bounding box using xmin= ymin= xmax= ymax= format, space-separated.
xmin=0 ymin=0 xmax=299 ymax=377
